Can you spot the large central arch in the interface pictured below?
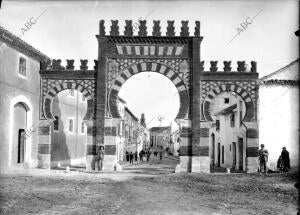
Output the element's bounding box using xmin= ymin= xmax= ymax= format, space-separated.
xmin=108 ymin=62 xmax=189 ymax=119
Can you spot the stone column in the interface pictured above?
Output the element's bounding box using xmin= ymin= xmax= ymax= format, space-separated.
xmin=37 ymin=124 xmax=51 ymax=169
xmin=103 ymin=118 xmax=120 ymax=171
xmin=85 ymin=120 xmax=96 ymax=171
xmin=175 ymin=119 xmax=192 ymax=172
xmin=244 ymin=122 xmax=259 ymax=173
xmin=197 ymin=121 xmax=212 ymax=173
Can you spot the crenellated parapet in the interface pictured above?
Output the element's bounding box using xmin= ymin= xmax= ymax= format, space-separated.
xmin=201 ymin=61 xmax=257 ymax=73
xmin=40 ymin=59 xmax=97 ymax=72
xmin=98 ymin=20 xmax=201 ymax=37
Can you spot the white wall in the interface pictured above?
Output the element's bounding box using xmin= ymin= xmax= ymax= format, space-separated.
xmin=259 ymin=85 xmax=299 ymax=170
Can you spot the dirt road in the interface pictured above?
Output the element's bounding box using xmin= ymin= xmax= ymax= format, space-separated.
xmin=0 ymin=156 xmax=298 ymax=215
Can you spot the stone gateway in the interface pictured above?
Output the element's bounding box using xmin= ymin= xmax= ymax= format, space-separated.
xmin=38 ymin=20 xmax=259 ymax=173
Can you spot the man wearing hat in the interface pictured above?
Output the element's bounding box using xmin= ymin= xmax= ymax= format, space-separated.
xmin=258 ymin=144 xmax=269 ymax=174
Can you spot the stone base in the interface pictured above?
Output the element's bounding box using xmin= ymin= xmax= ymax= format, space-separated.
xmin=37 ymin=154 xmax=50 ymax=169
xmin=199 ymin=156 xmax=210 ymax=173
xmin=191 ymin=156 xmax=201 ymax=172
xmin=175 ymin=156 xmax=191 ymax=172
xmin=102 ymin=155 xmax=117 ymax=171
xmin=247 ymin=157 xmax=258 ymax=173
xmin=114 ymin=162 xmax=122 ymax=171
xmin=86 ymin=155 xmax=95 ymax=171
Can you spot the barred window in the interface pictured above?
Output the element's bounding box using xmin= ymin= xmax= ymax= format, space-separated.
xmin=19 ymin=57 xmax=26 ymax=77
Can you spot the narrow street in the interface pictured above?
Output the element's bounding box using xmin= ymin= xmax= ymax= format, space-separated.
xmin=0 ymin=154 xmax=298 ymax=215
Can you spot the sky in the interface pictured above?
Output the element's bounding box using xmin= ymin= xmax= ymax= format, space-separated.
xmin=0 ymin=0 xmax=298 ymax=128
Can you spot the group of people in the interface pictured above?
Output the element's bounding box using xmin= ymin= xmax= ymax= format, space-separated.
xmin=258 ymin=144 xmax=290 ymax=174
xmin=125 ymin=148 xmax=164 ymax=164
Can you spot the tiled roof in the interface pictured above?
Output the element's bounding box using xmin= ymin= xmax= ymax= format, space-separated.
xmin=259 ymin=79 xmax=299 ymax=86
xmin=124 ymin=107 xmax=138 ymax=121
xmin=215 ymin=104 xmax=237 ymax=116
xmin=0 ymin=25 xmax=51 ymax=61
xmin=259 ymin=59 xmax=299 ymax=81
xmin=150 ymin=126 xmax=171 ymax=132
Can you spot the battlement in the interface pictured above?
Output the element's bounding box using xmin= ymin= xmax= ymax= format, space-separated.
xmin=97 ymin=20 xmax=201 ymax=37
xmin=200 ymin=61 xmax=257 ymax=73
xmin=40 ymin=59 xmax=98 ymax=71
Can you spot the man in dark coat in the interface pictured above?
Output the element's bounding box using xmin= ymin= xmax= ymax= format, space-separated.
xmin=129 ymin=152 xmax=134 ymax=164
xmin=95 ymin=146 xmax=104 ymax=171
xmin=281 ymin=147 xmax=290 ymax=172
xmin=125 ymin=151 xmax=129 ymax=162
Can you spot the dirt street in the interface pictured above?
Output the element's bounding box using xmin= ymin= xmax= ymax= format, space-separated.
xmin=0 ymin=155 xmax=298 ymax=215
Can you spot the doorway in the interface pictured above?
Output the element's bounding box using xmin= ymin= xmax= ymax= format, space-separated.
xmin=12 ymin=102 xmax=28 ymax=166
xmin=217 ymin=142 xmax=221 ymax=167
xmin=238 ymin=138 xmax=244 ymax=170
xmin=232 ymin=142 xmax=236 ymax=168
xmin=211 ymin=133 xmax=215 ymax=166
xmin=18 ymin=129 xmax=26 ymax=163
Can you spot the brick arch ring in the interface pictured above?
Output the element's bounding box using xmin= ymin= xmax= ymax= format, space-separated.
xmin=43 ymin=82 xmax=94 ymax=120
xmin=202 ymin=83 xmax=255 ymax=122
xmin=108 ymin=62 xmax=189 ymax=119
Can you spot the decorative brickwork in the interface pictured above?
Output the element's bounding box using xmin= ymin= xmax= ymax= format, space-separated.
xmin=201 ymin=81 xmax=257 ymax=122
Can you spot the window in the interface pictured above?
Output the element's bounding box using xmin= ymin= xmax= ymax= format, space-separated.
xmin=224 ymin=98 xmax=229 ymax=104
xmin=69 ymin=119 xmax=74 ymax=132
xmin=230 ymin=113 xmax=235 ymax=127
xmin=216 ymin=120 xmax=220 ymax=131
xmin=69 ymin=89 xmax=74 ymax=96
xmin=81 ymin=121 xmax=85 ymax=134
xmin=54 ymin=116 xmax=59 ymax=131
xmin=19 ymin=57 xmax=26 ymax=77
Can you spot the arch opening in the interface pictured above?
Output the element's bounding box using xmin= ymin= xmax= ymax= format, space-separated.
xmin=50 ymin=89 xmax=88 ymax=169
xmin=43 ymin=82 xmax=94 ymax=121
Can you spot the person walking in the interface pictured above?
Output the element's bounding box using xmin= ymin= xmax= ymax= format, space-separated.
xmin=95 ymin=146 xmax=104 ymax=171
xmin=159 ymin=150 xmax=163 ymax=160
xmin=129 ymin=152 xmax=134 ymax=164
xmin=139 ymin=150 xmax=143 ymax=162
xmin=281 ymin=147 xmax=290 ymax=172
xmin=258 ymin=144 xmax=269 ymax=174
xmin=125 ymin=151 xmax=129 ymax=162
xmin=134 ymin=151 xmax=138 ymax=162
xmin=146 ymin=150 xmax=151 ymax=162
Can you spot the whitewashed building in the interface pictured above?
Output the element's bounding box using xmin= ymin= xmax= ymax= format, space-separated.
xmin=258 ymin=59 xmax=299 ymax=171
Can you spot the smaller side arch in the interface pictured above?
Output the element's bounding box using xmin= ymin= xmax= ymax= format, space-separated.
xmin=108 ymin=61 xmax=189 ymax=119
xmin=202 ymin=83 xmax=255 ymax=122
xmin=43 ymin=82 xmax=94 ymax=120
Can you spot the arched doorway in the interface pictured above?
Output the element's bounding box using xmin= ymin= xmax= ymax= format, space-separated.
xmin=12 ymin=102 xmax=29 ymax=166
xmin=50 ymin=89 xmax=88 ymax=168
xmin=117 ymin=71 xmax=180 ymax=169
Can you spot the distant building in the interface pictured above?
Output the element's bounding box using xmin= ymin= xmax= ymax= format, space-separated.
xmin=170 ymin=129 xmax=180 ymax=156
xmin=258 ymin=59 xmax=299 ymax=171
xmin=150 ymin=126 xmax=171 ymax=150
xmin=0 ymin=26 xmax=50 ymax=170
xmin=115 ymin=98 xmax=149 ymax=161
xmin=209 ymin=92 xmax=247 ymax=171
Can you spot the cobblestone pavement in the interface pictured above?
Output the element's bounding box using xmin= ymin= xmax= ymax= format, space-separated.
xmin=0 ymin=155 xmax=298 ymax=215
